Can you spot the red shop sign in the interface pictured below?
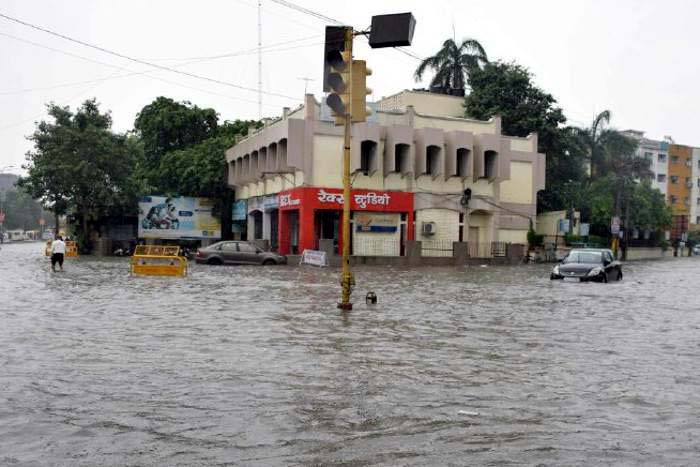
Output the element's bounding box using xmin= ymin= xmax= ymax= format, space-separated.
xmin=279 ymin=187 xmax=412 ymax=212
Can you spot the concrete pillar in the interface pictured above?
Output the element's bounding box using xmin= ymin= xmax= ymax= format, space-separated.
xmin=405 ymin=240 xmax=422 ymax=266
xmin=318 ymin=238 xmax=335 ymax=257
xmin=453 ymin=241 xmax=469 ymax=265
xmin=298 ymin=207 xmax=315 ymax=254
xmin=263 ymin=210 xmax=272 ymax=241
xmin=507 ymin=243 xmax=525 ymax=263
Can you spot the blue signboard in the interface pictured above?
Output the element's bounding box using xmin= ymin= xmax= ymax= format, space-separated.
xmin=232 ymin=200 xmax=247 ymax=221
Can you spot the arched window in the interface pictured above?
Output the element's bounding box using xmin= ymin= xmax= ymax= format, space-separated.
xmin=268 ymin=143 xmax=278 ymax=171
xmin=360 ymin=140 xmax=378 ymax=175
xmin=426 ymin=145 xmax=442 ymax=176
xmin=485 ymin=150 xmax=498 ymax=179
xmin=279 ymin=138 xmax=288 ymax=168
xmin=395 ymin=143 xmax=410 ymax=173
xmin=456 ymin=148 xmax=470 ymax=177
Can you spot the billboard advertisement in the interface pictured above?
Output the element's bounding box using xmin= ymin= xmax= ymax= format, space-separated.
xmin=138 ymin=196 xmax=221 ymax=239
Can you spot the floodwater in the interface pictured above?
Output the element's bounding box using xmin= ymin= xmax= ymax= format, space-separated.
xmin=2 ymin=242 xmax=700 ymax=466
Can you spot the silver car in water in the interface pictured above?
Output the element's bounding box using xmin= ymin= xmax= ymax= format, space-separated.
xmin=195 ymin=241 xmax=287 ymax=266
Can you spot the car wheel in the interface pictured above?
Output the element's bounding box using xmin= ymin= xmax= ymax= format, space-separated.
xmin=207 ymin=257 xmax=223 ymax=266
xmin=262 ymin=259 xmax=276 ymax=266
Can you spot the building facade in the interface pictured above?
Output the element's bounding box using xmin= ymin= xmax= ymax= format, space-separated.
xmin=667 ymin=143 xmax=693 ymax=239
xmin=622 ymin=130 xmax=670 ymax=197
xmin=691 ymin=147 xmax=700 ymax=228
xmin=226 ymin=91 xmax=545 ymax=257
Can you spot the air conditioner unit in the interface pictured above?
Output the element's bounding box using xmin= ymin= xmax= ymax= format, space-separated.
xmin=421 ymin=221 xmax=436 ymax=236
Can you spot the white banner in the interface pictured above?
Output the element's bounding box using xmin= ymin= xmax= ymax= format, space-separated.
xmin=300 ymin=249 xmax=328 ymax=267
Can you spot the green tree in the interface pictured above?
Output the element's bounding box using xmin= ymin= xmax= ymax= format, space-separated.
xmin=414 ymin=38 xmax=488 ymax=90
xmin=133 ymin=97 xmax=219 ymax=185
xmin=574 ymin=110 xmax=611 ymax=179
xmin=21 ymin=99 xmax=142 ymax=251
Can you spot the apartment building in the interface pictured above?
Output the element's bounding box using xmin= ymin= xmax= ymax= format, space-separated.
xmin=621 ymin=130 xmax=669 ymax=196
xmin=667 ymin=144 xmax=694 ymax=239
xmin=691 ymin=147 xmax=700 ymax=228
xmin=225 ymin=90 xmax=545 ymax=257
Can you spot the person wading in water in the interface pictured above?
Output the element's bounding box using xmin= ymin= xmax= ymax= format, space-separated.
xmin=50 ymin=236 xmax=66 ymax=272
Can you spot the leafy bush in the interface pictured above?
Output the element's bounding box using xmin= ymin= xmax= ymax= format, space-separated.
xmin=527 ymin=229 xmax=544 ymax=247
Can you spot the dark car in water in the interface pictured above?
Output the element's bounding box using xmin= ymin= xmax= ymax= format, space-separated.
xmin=550 ymin=248 xmax=622 ymax=282
xmin=195 ymin=241 xmax=287 ymax=266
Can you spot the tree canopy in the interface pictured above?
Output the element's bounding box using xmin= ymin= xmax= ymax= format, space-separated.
xmin=414 ymin=38 xmax=488 ymax=90
xmin=20 ymin=99 xmax=142 ymax=250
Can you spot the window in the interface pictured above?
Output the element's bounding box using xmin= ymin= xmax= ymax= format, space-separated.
xmin=687 ymin=158 xmax=693 ymax=167
xmin=686 ymin=177 xmax=693 ymax=187
xmin=696 ymin=197 xmax=700 ymax=205
xmin=657 ymin=174 xmax=666 ymax=183
xmin=697 ymin=216 xmax=700 ymax=225
xmin=456 ymin=148 xmax=470 ymax=177
xmin=697 ymin=178 xmax=700 ymax=187
xmin=426 ymin=145 xmax=441 ymax=176
xmin=222 ymin=242 xmax=237 ymax=251
xmin=670 ymin=195 xmax=678 ymax=204
xmin=644 ymin=151 xmax=653 ymax=159
xmin=684 ymin=197 xmax=690 ymax=206
xmin=394 ymin=143 xmax=409 ymax=173
xmin=484 ymin=150 xmax=498 ymax=179
xmin=238 ymin=242 xmax=257 ymax=253
xmin=670 ymin=175 xmax=679 ymax=184
xmin=658 ymin=153 xmax=667 ymax=163
xmin=360 ymin=140 xmax=377 ymax=175
xmin=671 ymin=155 xmax=679 ymax=164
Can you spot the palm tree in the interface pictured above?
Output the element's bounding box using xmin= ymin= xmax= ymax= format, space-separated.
xmin=575 ymin=110 xmax=611 ymax=179
xmin=414 ymin=38 xmax=488 ymax=90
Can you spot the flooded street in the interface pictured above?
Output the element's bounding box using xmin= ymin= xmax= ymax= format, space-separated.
xmin=2 ymin=241 xmax=700 ymax=466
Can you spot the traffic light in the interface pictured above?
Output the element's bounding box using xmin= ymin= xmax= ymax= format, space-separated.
xmin=351 ymin=60 xmax=372 ymax=123
xmin=324 ymin=26 xmax=352 ymax=123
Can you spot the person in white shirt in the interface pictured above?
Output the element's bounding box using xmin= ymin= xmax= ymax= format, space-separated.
xmin=51 ymin=236 xmax=66 ymax=272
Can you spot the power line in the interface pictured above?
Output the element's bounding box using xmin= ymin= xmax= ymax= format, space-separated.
xmin=0 ymin=11 xmax=299 ymax=101
xmin=268 ymin=0 xmax=342 ymax=24
xmin=0 ymin=30 xmax=322 ymax=101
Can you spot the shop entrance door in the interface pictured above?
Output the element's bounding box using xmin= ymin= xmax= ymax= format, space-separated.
xmin=315 ymin=210 xmax=340 ymax=253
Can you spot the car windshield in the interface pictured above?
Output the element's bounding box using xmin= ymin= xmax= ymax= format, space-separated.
xmin=564 ymin=251 xmax=602 ymax=264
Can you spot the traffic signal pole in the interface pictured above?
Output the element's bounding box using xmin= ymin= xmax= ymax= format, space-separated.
xmin=324 ymin=14 xmax=415 ymax=310
xmin=338 ymin=27 xmax=354 ymax=311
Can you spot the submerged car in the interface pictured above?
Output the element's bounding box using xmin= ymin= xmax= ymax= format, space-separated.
xmin=195 ymin=241 xmax=287 ymax=266
xmin=550 ymin=248 xmax=622 ymax=282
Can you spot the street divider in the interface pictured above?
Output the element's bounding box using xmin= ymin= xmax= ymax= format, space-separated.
xmin=130 ymin=245 xmax=187 ymax=277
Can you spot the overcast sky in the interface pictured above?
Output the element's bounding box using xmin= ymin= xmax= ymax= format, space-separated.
xmin=1 ymin=0 xmax=699 ymax=173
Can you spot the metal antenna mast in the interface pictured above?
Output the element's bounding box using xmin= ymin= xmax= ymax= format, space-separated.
xmin=298 ymin=76 xmax=314 ymax=95
xmin=257 ymin=0 xmax=263 ymax=119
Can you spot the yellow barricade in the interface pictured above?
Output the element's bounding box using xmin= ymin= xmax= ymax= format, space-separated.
xmin=44 ymin=240 xmax=79 ymax=258
xmin=130 ymin=245 xmax=187 ymax=277
xmin=65 ymin=241 xmax=79 ymax=257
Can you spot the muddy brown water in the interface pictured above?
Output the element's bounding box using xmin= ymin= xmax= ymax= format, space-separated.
xmin=2 ymin=242 xmax=700 ymax=466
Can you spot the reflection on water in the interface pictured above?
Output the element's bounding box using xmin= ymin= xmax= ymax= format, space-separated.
xmin=2 ymin=242 xmax=700 ymax=465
